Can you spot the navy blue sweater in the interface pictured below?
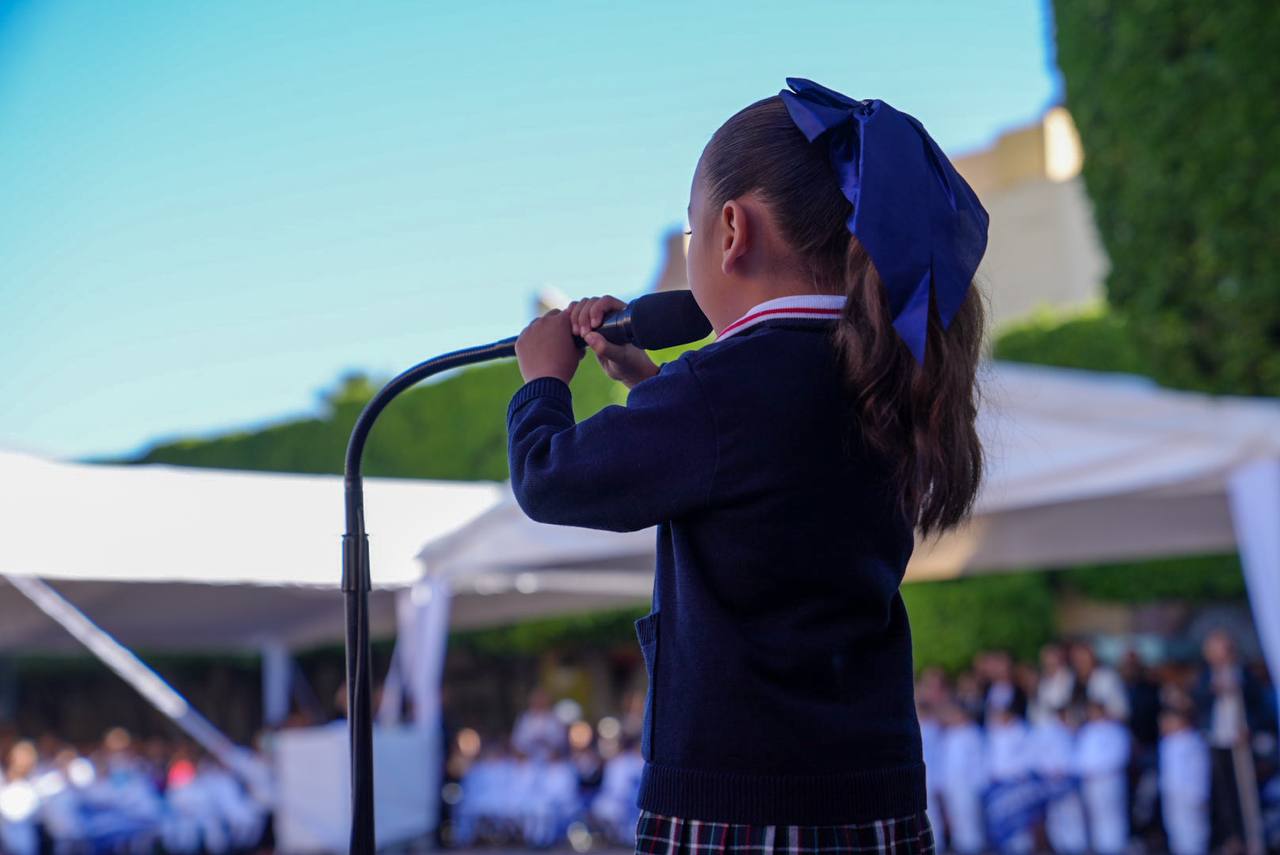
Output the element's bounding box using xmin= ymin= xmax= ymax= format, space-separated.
xmin=505 ymin=312 xmax=925 ymax=824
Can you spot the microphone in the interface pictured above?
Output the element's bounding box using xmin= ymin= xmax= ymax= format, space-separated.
xmin=570 ymin=290 xmax=712 ymax=351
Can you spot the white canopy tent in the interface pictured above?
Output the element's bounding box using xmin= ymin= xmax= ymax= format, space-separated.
xmin=0 ymin=453 xmax=508 ymax=852
xmin=0 ymin=450 xmax=505 ymax=651
xmin=405 ymin=361 xmax=1280 ymax=723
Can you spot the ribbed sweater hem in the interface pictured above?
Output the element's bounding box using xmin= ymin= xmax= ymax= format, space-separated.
xmin=636 ymin=760 xmax=927 ymax=825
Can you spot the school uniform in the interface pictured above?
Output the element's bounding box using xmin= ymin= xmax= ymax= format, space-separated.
xmin=918 ymin=715 xmax=947 ymax=854
xmin=939 ymin=721 xmax=987 ymax=855
xmin=522 ymin=758 xmax=579 ymax=847
xmin=512 ymin=709 xmax=568 ymax=762
xmin=1159 ymin=728 xmax=1210 ymax=855
xmin=455 ymin=758 xmax=502 ymax=846
xmin=1031 ymin=670 xmax=1075 ymax=725
xmin=985 ymin=718 xmax=1033 ymax=853
xmin=1029 ymin=718 xmax=1087 ymax=855
xmin=201 ymin=765 xmax=266 ymax=850
xmin=507 ymin=758 xmax=541 ymax=831
xmin=1074 ymin=719 xmax=1130 ymax=855
xmin=508 ymin=293 xmax=931 ymax=850
xmin=1082 ymin=667 xmax=1130 ymax=721
xmin=0 ymin=777 xmax=39 ymax=855
xmin=592 ymin=748 xmax=645 ymax=845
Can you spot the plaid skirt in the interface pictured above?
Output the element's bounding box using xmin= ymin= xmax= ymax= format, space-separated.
xmin=634 ymin=809 xmax=935 ymax=855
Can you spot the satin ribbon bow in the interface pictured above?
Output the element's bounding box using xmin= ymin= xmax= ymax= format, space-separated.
xmin=778 ymin=77 xmax=990 ymax=365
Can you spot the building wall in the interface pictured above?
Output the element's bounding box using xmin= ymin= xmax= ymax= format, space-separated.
xmin=974 ymin=175 xmax=1108 ymax=331
xmin=953 ymin=107 xmax=1109 ymax=333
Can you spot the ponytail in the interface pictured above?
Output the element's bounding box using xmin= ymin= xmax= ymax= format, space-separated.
xmin=831 ymin=240 xmax=985 ymax=537
xmin=699 ymin=94 xmax=986 ymax=538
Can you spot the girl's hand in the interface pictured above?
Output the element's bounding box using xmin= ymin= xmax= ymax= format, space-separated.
xmin=515 ymin=308 xmax=585 ymax=384
xmin=568 ymin=295 xmax=660 ymax=389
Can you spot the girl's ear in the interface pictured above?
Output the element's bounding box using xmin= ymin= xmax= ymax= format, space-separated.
xmin=719 ymin=199 xmax=751 ymax=276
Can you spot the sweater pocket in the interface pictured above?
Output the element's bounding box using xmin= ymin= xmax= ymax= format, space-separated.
xmin=633 ymin=610 xmax=659 ymax=761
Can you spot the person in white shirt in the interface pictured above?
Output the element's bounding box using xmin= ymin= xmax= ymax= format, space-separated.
xmin=1033 ymin=644 xmax=1076 ymax=725
xmin=1159 ymin=707 xmax=1210 ymax=855
xmin=0 ymin=741 xmax=40 ymax=855
xmin=521 ymin=748 xmax=579 ymax=848
xmin=917 ymin=696 xmax=947 ymax=854
xmin=985 ymin=706 xmax=1033 ymax=853
xmin=1075 ymin=701 xmax=1131 ymax=855
xmin=1069 ymin=643 xmax=1129 ymax=721
xmin=503 ymin=748 xmax=539 ymax=838
xmin=591 ymin=735 xmax=644 ymax=846
xmin=511 ymin=688 xmax=568 ymax=763
xmin=940 ymin=702 xmax=987 ymax=855
xmin=1192 ymin=629 xmax=1265 ymax=854
xmin=1030 ymin=706 xmax=1088 ymax=855
xmin=36 ymin=748 xmax=89 ymax=851
xmin=455 ymin=745 xmax=498 ymax=846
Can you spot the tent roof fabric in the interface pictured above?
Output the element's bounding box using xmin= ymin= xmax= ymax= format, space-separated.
xmin=971 ymin=362 xmax=1280 ymax=513
xmin=0 ymin=452 xmax=501 ymax=651
xmin=0 ymin=451 xmax=503 ymax=588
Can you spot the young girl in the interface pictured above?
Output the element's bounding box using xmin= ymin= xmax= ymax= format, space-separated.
xmin=507 ymin=77 xmax=988 ymax=855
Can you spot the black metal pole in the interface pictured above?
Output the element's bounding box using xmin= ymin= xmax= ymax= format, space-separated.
xmin=342 ymin=335 xmax=517 ymax=855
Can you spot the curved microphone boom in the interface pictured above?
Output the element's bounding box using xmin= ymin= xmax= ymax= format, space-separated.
xmin=341 ymin=289 xmax=707 ymax=854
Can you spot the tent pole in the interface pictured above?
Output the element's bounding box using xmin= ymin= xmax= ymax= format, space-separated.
xmin=3 ymin=574 xmax=244 ymax=771
xmin=342 ymin=335 xmax=516 ymax=855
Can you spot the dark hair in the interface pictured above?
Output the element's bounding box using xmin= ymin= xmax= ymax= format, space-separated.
xmin=699 ymin=96 xmax=985 ymax=537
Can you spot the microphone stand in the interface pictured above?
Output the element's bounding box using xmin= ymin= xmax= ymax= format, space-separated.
xmin=341 ymin=290 xmax=704 ymax=853
xmin=342 ymin=334 xmax=517 ymax=855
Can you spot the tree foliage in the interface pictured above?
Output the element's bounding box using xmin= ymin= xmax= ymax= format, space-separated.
xmin=1051 ymin=0 xmax=1280 ymax=394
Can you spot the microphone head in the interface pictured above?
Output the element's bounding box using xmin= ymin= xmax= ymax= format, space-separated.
xmin=608 ymin=290 xmax=711 ymax=350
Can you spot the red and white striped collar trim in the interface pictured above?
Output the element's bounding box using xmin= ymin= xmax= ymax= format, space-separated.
xmin=714 ymin=293 xmax=847 ymax=342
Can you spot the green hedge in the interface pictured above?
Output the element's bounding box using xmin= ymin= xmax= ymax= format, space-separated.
xmin=902 ymin=572 xmax=1056 ymax=672
xmin=1062 ymin=553 xmax=1245 ymax=602
xmin=127 ymin=353 xmax=634 ymax=478
xmin=449 ymin=604 xmax=649 ymax=658
xmin=993 ymin=304 xmax=1151 ymax=376
xmin=125 ymin=336 xmax=710 ymax=479
xmin=1051 ymin=0 xmax=1280 ymax=396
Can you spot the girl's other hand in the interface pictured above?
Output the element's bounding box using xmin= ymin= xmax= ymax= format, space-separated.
xmin=515 ymin=308 xmax=586 ymax=384
xmin=568 ymin=295 xmax=660 ymax=389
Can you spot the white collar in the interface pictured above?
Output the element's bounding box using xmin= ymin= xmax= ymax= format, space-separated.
xmin=714 ymin=293 xmax=846 ymax=342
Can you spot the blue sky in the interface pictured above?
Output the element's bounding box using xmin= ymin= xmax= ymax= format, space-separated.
xmin=0 ymin=1 xmax=1060 ymax=461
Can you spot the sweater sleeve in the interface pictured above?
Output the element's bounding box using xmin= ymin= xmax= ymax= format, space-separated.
xmin=506 ymin=355 xmax=718 ymax=532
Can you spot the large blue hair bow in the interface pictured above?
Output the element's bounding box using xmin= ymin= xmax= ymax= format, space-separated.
xmin=778 ymin=77 xmax=989 ymax=365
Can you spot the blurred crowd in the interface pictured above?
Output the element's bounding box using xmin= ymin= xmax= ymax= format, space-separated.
xmin=0 ymin=727 xmax=270 ymax=855
xmin=446 ymin=687 xmax=646 ymax=849
xmin=6 ymin=633 xmax=1277 ymax=855
xmin=917 ymin=631 xmax=1279 ymax=855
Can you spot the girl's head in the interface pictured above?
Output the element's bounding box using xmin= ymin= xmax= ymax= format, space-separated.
xmin=688 ymin=91 xmax=985 ymax=537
